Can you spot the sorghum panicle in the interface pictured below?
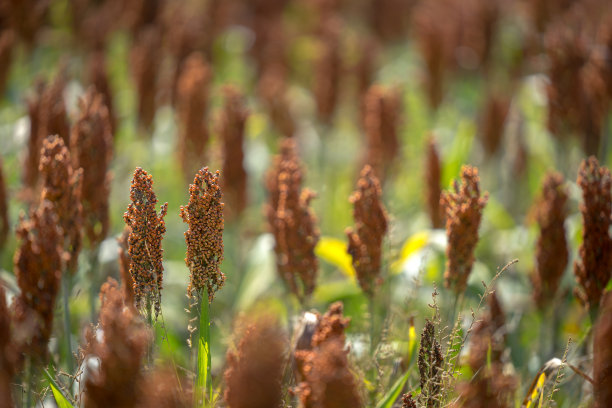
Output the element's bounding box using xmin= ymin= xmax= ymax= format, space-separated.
xmin=295 ymin=302 xmax=362 ymax=408
xmin=12 ymin=201 xmax=63 ymax=362
xmin=363 ymin=84 xmax=401 ymax=180
xmin=425 ymin=136 xmax=444 ymax=229
xmin=402 ymin=393 xmax=417 ymax=408
xmin=83 ymin=278 xmax=150 ymax=408
xmin=39 ymin=135 xmax=83 ymax=273
xmin=593 ymin=290 xmax=612 ymax=408
xmin=219 ymin=86 xmax=249 ymax=221
xmin=130 ymin=26 xmax=161 ymax=133
xmin=180 ymin=167 xmax=225 ymax=302
xmin=0 ymin=30 xmax=15 ymax=97
xmin=124 ymin=167 xmax=168 ymax=317
xmin=452 ymin=363 xmax=517 ymax=408
xmin=574 ymin=156 xmax=612 ymax=310
xmin=257 ymin=64 xmax=295 ymax=137
xmin=118 ymin=226 xmax=135 ymax=307
xmin=467 ymin=291 xmax=506 ymax=371
xmin=441 ymin=165 xmax=488 ymax=294
xmin=0 ymin=158 xmax=8 ymax=250
xmin=71 ymin=88 xmax=113 ymax=248
xmin=176 ymin=53 xmax=211 ymax=181
xmin=479 ymin=91 xmax=510 ymax=156
xmin=223 ymin=315 xmax=287 ymax=408
xmin=138 ymin=367 xmax=191 ymax=408
xmin=418 ymin=319 xmax=443 ymax=408
xmin=87 ymin=51 xmax=117 ymax=135
xmin=266 ymin=139 xmax=320 ymax=302
xmin=346 ymin=165 xmax=388 ymax=297
xmin=314 ymin=18 xmax=342 ymax=124
xmin=532 ymin=172 xmax=568 ymax=309
xmin=0 ymin=283 xmax=18 ymax=407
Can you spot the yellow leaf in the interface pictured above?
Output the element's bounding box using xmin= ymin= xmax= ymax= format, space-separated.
xmin=315 ymin=237 xmax=356 ymax=278
xmin=525 ymin=372 xmax=547 ymax=408
xmin=391 ymin=231 xmax=430 ymax=274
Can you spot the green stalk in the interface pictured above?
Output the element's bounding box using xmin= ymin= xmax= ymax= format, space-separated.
xmin=195 ymin=292 xmax=211 ymax=408
xmin=88 ymin=247 xmax=100 ymax=322
xmin=368 ymin=294 xmax=376 ymax=355
xmin=25 ymin=357 xmax=33 ymax=408
xmin=62 ymin=272 xmax=74 ymax=374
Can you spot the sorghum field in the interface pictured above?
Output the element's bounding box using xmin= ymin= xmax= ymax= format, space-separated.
xmin=1 ymin=0 xmax=612 ymax=407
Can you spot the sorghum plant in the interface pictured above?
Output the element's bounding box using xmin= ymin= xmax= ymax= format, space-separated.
xmin=0 ymin=30 xmax=14 ymax=97
xmin=532 ymin=172 xmax=568 ymax=310
xmin=180 ymin=167 xmax=225 ymax=302
xmin=71 ymin=88 xmax=113 ymax=248
xmin=593 ymin=290 xmax=612 ymax=408
xmin=223 ymin=314 xmax=287 ymax=408
xmin=87 ymin=51 xmax=117 ymax=136
xmin=123 ymin=167 xmax=168 ymax=318
xmin=266 ymin=139 xmax=319 ymax=303
xmin=479 ymin=90 xmax=510 ymax=156
xmin=346 ymin=165 xmax=388 ymax=297
xmin=0 ymin=283 xmax=18 ymax=407
xmin=130 ymin=26 xmax=161 ymax=133
xmin=219 ymin=86 xmax=249 ymax=221
xmin=0 ymin=158 xmax=8 ymax=250
xmin=118 ymin=225 xmax=134 ymax=306
xmin=418 ymin=319 xmax=443 ymax=408
xmin=574 ymin=156 xmax=612 ymax=311
xmin=441 ymin=165 xmax=488 ymax=294
xmin=425 ymin=136 xmax=444 ymax=229
xmin=314 ymin=19 xmax=342 ymax=124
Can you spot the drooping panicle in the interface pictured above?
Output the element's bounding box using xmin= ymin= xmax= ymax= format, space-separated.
xmin=176 ymin=53 xmax=212 ymax=181
xmin=425 ymin=136 xmax=444 ymax=229
xmin=180 ymin=167 xmax=225 ymax=302
xmin=219 ymin=86 xmax=249 ymax=221
xmin=0 ymin=158 xmax=8 ymax=250
xmin=123 ymin=168 xmax=168 ymax=317
xmin=39 ymin=135 xmax=83 ymax=273
xmin=363 ymin=84 xmax=401 ymax=180
xmin=83 ymin=278 xmax=150 ymax=408
xmin=418 ymin=319 xmax=443 ymax=408
xmin=441 ymin=165 xmax=488 ymax=294
xmin=12 ymin=201 xmax=63 ymax=362
xmin=532 ymin=172 xmax=568 ymax=309
xmin=266 ymin=139 xmax=320 ymax=302
xmin=574 ymin=157 xmax=612 ymax=310
xmin=294 ymin=302 xmax=362 ymax=407
xmin=223 ymin=314 xmax=287 ymax=408
xmin=0 ymin=283 xmax=18 ymax=407
xmin=71 ymin=88 xmax=113 ymax=248
xmin=346 ymin=165 xmax=388 ymax=297
xmin=593 ymin=291 xmax=612 ymax=408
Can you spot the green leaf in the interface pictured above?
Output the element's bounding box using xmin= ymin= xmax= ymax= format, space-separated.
xmin=196 ymin=295 xmax=211 ymax=408
xmin=374 ymin=370 xmax=411 ymax=408
xmin=315 ymin=236 xmax=356 ymax=278
xmin=43 ymin=369 xmax=74 ymax=408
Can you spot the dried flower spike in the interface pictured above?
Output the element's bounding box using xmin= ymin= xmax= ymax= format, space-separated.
xmin=12 ymin=201 xmax=63 ymax=362
xmin=441 ymin=165 xmax=488 ymax=294
xmin=124 ymin=167 xmax=168 ymax=318
xmin=83 ymin=278 xmax=150 ymax=408
xmin=266 ymin=139 xmax=320 ymax=302
xmin=425 ymin=136 xmax=444 ymax=229
xmin=593 ymin=290 xmax=612 ymax=408
xmin=532 ymin=172 xmax=568 ymax=310
xmin=39 ymin=135 xmax=83 ymax=273
xmin=574 ymin=156 xmax=612 ymax=310
xmin=180 ymin=167 xmax=225 ymax=302
xmin=346 ymin=165 xmax=388 ymax=297
xmin=219 ymin=86 xmax=249 ymax=221
xmin=0 ymin=158 xmax=9 ymax=250
xmin=418 ymin=319 xmax=443 ymax=408
xmin=223 ymin=315 xmax=287 ymax=408
xmin=71 ymin=88 xmax=113 ymax=248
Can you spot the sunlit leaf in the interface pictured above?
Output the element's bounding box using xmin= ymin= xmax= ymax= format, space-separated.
xmin=392 ymin=231 xmax=430 ymax=274
xmin=374 ymin=370 xmax=411 ymax=408
xmin=315 ymin=236 xmax=355 ymax=278
xmin=43 ymin=369 xmax=74 ymax=408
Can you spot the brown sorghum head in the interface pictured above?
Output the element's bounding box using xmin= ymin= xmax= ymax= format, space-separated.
xmin=0 ymin=283 xmax=18 ymax=407
xmin=346 ymin=165 xmax=388 ymax=297
xmin=38 ymin=71 xmax=70 ymax=146
xmin=441 ymin=165 xmax=488 ymax=294
xmin=2 ymin=0 xmax=48 ymax=46
xmin=0 ymin=30 xmax=15 ymax=97
xmin=425 ymin=136 xmax=444 ymax=229
xmin=39 ymin=135 xmax=83 ymax=273
xmin=314 ymin=18 xmax=342 ymax=124
xmin=176 ymin=52 xmax=211 ymax=181
xmin=574 ymin=156 xmax=612 ymax=310
xmin=363 ymin=84 xmax=401 ymax=180
xmin=12 ymin=200 xmax=63 ymax=363
xmin=118 ymin=226 xmax=135 ymax=307
xmin=138 ymin=366 xmax=191 ymax=408
xmin=418 ymin=319 xmax=443 ymax=408
xmin=124 ymin=167 xmax=168 ymax=318
xmin=295 ymin=302 xmax=361 ymax=408
xmin=257 ymin=64 xmax=295 ymax=137
xmin=369 ymin=0 xmax=413 ymax=42
xmin=0 ymin=158 xmax=9 ymax=250
xmin=219 ymin=86 xmax=249 ymax=221
xmin=479 ymin=91 xmax=510 ymax=156
xmin=354 ymin=37 xmax=379 ymax=104
xmin=468 ymin=291 xmax=506 ymax=371
xmin=452 ymin=363 xmax=517 ymax=408
xmin=402 ymin=392 xmax=417 ymax=408
xmin=84 ymin=278 xmax=150 ymax=408
xmin=87 ymin=51 xmax=117 ymax=135
xmin=593 ymin=290 xmax=612 ymax=408
xmin=130 ymin=26 xmax=161 ymax=134
xmin=223 ymin=314 xmax=287 ymax=408
xmin=180 ymin=167 xmax=225 ymax=302
xmin=532 ymin=172 xmax=569 ymax=310
xmin=71 ymin=88 xmax=113 ymax=248
xmin=23 ymin=80 xmax=46 ymax=192
xmin=266 ymin=139 xmax=320 ymax=302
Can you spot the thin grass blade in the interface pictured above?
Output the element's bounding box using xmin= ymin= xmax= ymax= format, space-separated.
xmin=43 ymin=369 xmax=74 ymax=408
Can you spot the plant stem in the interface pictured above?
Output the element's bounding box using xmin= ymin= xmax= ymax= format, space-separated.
xmin=88 ymin=247 xmax=100 ymax=322
xmin=196 ymin=291 xmax=212 ymax=407
xmin=25 ymin=357 xmax=33 ymax=408
xmin=368 ymin=294 xmax=376 ymax=355
xmin=62 ymin=271 xmax=74 ymax=375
